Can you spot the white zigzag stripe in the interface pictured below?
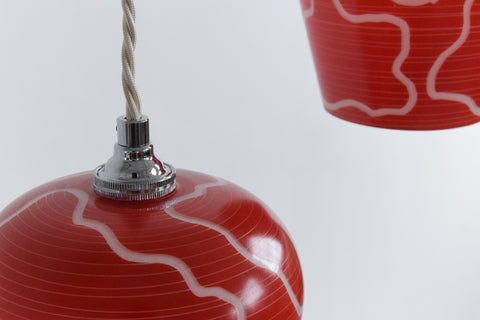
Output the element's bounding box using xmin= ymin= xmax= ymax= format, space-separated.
xmin=391 ymin=0 xmax=439 ymax=6
xmin=323 ymin=0 xmax=418 ymax=117
xmin=163 ymin=179 xmax=303 ymax=316
xmin=0 ymin=189 xmax=246 ymax=320
xmin=303 ymin=0 xmax=315 ymax=18
xmin=427 ymin=0 xmax=480 ymax=116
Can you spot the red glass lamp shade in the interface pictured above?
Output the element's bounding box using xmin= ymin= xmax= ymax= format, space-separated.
xmin=0 ymin=170 xmax=303 ymax=320
xmin=301 ymin=0 xmax=480 ymax=130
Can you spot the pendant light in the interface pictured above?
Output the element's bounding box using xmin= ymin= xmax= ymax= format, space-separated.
xmin=0 ymin=1 xmax=304 ymax=319
xmin=301 ymin=0 xmax=480 ymax=130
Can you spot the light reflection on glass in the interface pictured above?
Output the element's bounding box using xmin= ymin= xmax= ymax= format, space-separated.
xmin=249 ymin=236 xmax=283 ymax=273
xmin=241 ymin=278 xmax=265 ymax=308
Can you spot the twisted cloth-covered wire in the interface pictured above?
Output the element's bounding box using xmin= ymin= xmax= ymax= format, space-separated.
xmin=122 ymin=0 xmax=142 ymax=120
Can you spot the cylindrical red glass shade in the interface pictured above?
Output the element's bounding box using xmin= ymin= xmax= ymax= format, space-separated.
xmin=0 ymin=170 xmax=303 ymax=320
xmin=301 ymin=0 xmax=480 ymax=130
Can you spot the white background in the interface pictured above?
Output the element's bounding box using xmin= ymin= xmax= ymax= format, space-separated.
xmin=1 ymin=1 xmax=480 ymax=320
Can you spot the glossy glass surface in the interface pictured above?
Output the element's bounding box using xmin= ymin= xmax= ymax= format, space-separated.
xmin=0 ymin=170 xmax=303 ymax=319
xmin=301 ymin=0 xmax=480 ymax=130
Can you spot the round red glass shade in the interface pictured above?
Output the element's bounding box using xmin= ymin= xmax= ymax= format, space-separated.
xmin=0 ymin=170 xmax=303 ymax=320
xmin=301 ymin=0 xmax=480 ymax=130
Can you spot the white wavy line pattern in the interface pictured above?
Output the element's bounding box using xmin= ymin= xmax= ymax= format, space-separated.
xmin=391 ymin=0 xmax=439 ymax=6
xmin=0 ymin=180 xmax=303 ymax=318
xmin=323 ymin=0 xmax=418 ymax=117
xmin=427 ymin=0 xmax=480 ymax=116
xmin=0 ymin=189 xmax=246 ymax=320
xmin=303 ymin=0 xmax=315 ymax=18
xmin=164 ymin=179 xmax=303 ymax=316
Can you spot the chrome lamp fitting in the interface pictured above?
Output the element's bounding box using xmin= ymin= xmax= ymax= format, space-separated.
xmin=93 ymin=115 xmax=176 ymax=201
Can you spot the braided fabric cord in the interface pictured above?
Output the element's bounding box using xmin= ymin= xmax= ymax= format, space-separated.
xmin=122 ymin=0 xmax=142 ymax=120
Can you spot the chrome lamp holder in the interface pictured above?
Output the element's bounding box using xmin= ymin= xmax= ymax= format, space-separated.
xmin=93 ymin=115 xmax=176 ymax=201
